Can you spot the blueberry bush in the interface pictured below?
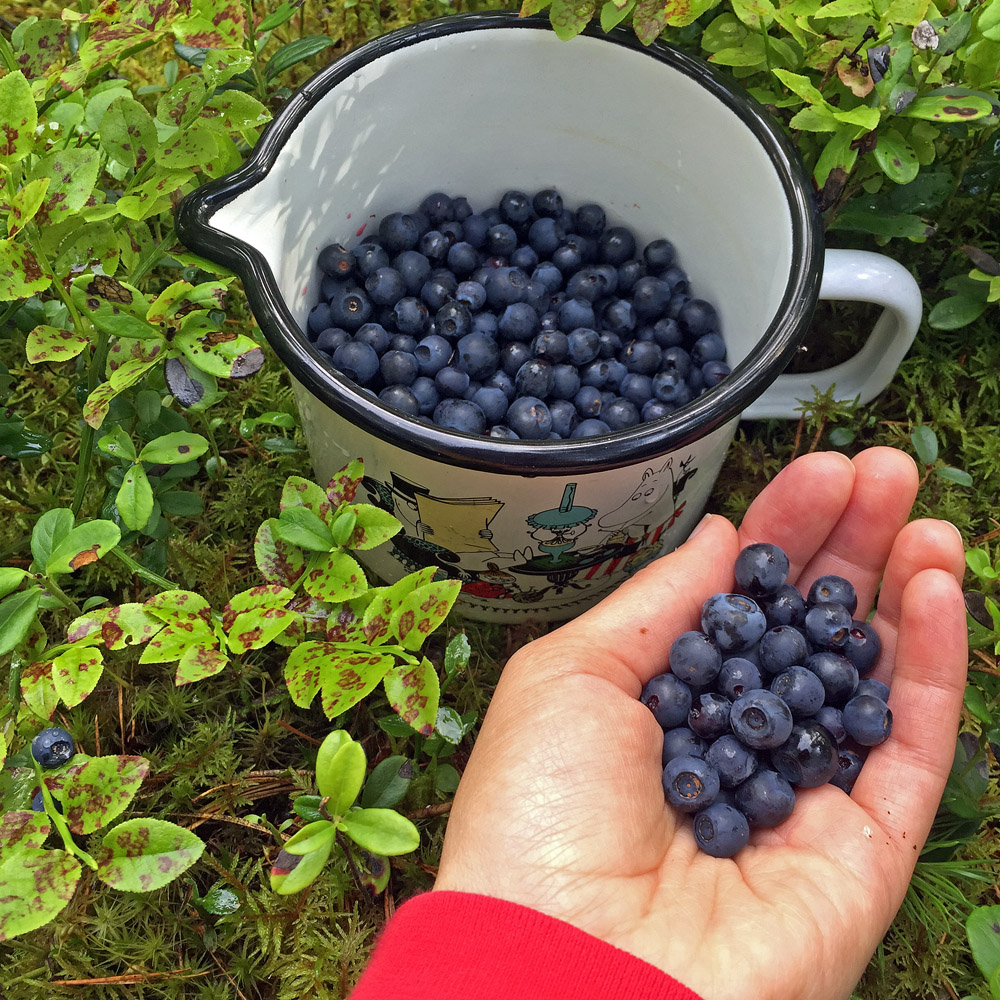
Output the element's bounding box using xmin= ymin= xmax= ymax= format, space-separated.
xmin=0 ymin=0 xmax=998 ymax=996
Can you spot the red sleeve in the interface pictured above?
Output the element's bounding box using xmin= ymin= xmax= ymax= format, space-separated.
xmin=349 ymin=890 xmax=704 ymax=1000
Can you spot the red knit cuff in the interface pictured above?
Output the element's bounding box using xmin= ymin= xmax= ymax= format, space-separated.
xmin=349 ymin=890 xmax=703 ymax=1000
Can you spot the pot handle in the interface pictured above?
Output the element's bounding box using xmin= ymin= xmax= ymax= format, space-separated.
xmin=740 ymin=249 xmax=922 ymax=421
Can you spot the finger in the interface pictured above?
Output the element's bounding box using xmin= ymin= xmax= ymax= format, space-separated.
xmin=794 ymin=447 xmax=919 ymax=614
xmin=737 ymin=450 xmax=857 ymax=579
xmin=517 ymin=513 xmax=739 ymax=692
xmin=849 ymin=568 xmax=967 ymax=893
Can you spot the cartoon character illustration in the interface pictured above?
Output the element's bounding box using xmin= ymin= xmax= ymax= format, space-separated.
xmin=525 ymin=484 xmax=596 ymax=564
xmin=461 ymin=562 xmax=520 ymax=600
xmin=598 ymin=459 xmax=678 ymax=544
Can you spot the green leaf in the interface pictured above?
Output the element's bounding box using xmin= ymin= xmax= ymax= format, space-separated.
xmin=174 ymin=319 xmax=264 ymax=379
xmin=601 ymin=0 xmax=635 ymax=30
xmin=283 ymin=819 xmax=337 ymax=856
xmin=85 ymin=357 xmax=162 ymax=430
xmin=270 ymin=836 xmax=334 ymax=894
xmin=320 ymin=650 xmax=394 ymax=718
xmin=96 ymin=818 xmax=204 ymax=892
xmin=7 ymin=178 xmax=51 ymax=237
xmin=964 ymin=684 xmax=993 ymax=725
xmin=30 ymin=509 xmax=73 ymax=570
xmin=338 ymin=808 xmax=419 ymax=856
xmin=393 ymin=580 xmax=461 ymax=651
xmin=158 ymin=123 xmax=222 ymax=171
xmin=435 ymin=763 xmax=461 ymax=795
xmin=46 ymin=520 xmax=122 ymax=576
xmin=196 ymin=885 xmax=241 ymax=915
xmin=828 ymin=202 xmax=932 ymax=238
xmin=0 ymin=410 xmax=52 ymax=459
xmin=0 ymin=588 xmax=42 ymax=657
xmin=316 ymin=738 xmax=366 ymax=816
xmin=100 ymin=97 xmax=158 ymax=170
xmin=967 ymin=550 xmax=997 ymax=581
xmin=434 ymin=706 xmax=474 ymax=745
xmin=383 ymin=657 xmax=440 ymax=736
xmin=771 ymin=68 xmax=826 ymax=105
xmin=344 ymin=504 xmax=402 ymax=551
xmin=899 ymin=95 xmax=993 ymax=122
xmin=117 ymin=465 xmax=155 ymax=531
xmin=661 ymin=0 xmax=721 ymax=27
xmin=0 ymin=849 xmax=80 ymax=942
xmin=361 ymin=756 xmax=413 ymax=809
xmin=254 ymin=519 xmax=306 ymax=586
xmin=873 ymin=128 xmax=919 ymax=184
xmin=263 ymin=36 xmax=336 ymax=80
xmin=709 ymin=36 xmax=767 ymax=65
xmin=115 ymin=169 xmax=194 ymax=222
xmin=831 ymin=106 xmax=880 ymax=131
xmin=910 ymin=424 xmax=938 ymax=464
xmin=968 ymin=906 xmax=1000 ymax=979
xmin=938 ymin=466 xmax=974 ymax=487
xmin=302 ymin=550 xmax=369 ymax=602
xmin=51 ymin=645 xmax=104 ymax=708
xmin=0 ymin=568 xmax=28 ymax=601
xmin=275 ymin=507 xmax=334 ymax=552
xmin=928 ymin=295 xmax=989 ymax=330
xmin=0 ymin=70 xmax=37 ymax=168
xmin=444 ymin=633 xmax=471 ymax=678
xmin=70 ymin=275 xmax=156 ymax=342
xmin=59 ymin=755 xmax=150 ymax=834
xmin=0 ymin=238 xmax=51 ymax=301
xmin=97 ymin=426 xmax=137 ymax=463
xmin=280 ymin=475 xmax=333 ymax=518
xmin=138 ymin=432 xmax=209 ymax=465
xmin=202 ymin=49 xmax=253 ymax=88
xmin=812 ymin=0 xmax=872 ymax=14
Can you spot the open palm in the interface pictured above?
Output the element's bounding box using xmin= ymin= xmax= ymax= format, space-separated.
xmin=435 ymin=448 xmax=967 ymax=1000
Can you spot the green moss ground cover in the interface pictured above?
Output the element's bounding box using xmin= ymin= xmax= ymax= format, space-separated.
xmin=1 ymin=0 xmax=999 ymax=996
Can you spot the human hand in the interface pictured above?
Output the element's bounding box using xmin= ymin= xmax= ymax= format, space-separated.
xmin=433 ymin=448 xmax=967 ymax=1000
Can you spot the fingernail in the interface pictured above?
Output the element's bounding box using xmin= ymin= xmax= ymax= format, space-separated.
xmin=943 ymin=520 xmax=963 ymax=544
xmin=688 ymin=513 xmax=713 ymax=540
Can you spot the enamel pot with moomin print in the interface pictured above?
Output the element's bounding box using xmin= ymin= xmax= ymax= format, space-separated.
xmin=175 ymin=13 xmax=923 ymax=623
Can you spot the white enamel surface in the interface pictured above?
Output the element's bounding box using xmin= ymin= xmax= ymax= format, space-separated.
xmin=212 ymin=28 xmax=795 ymax=364
xmin=745 ymin=249 xmax=923 ymax=419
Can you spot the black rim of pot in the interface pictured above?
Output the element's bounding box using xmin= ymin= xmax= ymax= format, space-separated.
xmin=174 ymin=11 xmax=824 ymax=477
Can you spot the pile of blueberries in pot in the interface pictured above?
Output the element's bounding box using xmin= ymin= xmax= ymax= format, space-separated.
xmin=641 ymin=542 xmax=892 ymax=858
xmin=305 ymin=189 xmax=730 ymax=440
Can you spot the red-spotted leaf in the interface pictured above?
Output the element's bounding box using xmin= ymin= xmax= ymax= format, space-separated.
xmin=383 ymin=657 xmax=440 ymax=735
xmin=325 ymin=459 xmax=364 ymax=508
xmin=362 ymin=568 xmax=438 ymax=646
xmin=0 ymin=849 xmax=80 ymax=942
xmin=61 ymin=755 xmax=149 ymax=834
xmin=51 ymin=645 xmax=104 ymax=708
xmin=174 ymin=317 xmax=264 ymax=379
xmin=0 ymin=238 xmax=51 ymax=300
xmin=254 ymin=518 xmax=306 ymax=586
xmin=96 ymin=818 xmax=204 ymax=892
xmin=13 ymin=19 xmax=71 ymax=78
xmin=320 ymin=652 xmax=394 ymax=720
xmin=283 ymin=641 xmax=326 ymax=708
xmin=83 ymin=357 xmax=160 ymax=428
xmin=70 ymin=274 xmax=156 ymax=341
xmin=144 ymin=590 xmax=212 ymax=627
xmin=392 ymin=580 xmax=461 ymax=651
xmin=67 ymin=602 xmax=163 ymax=649
xmin=20 ymin=659 xmax=57 ymax=719
xmin=325 ymin=597 xmax=371 ymax=643
xmin=137 ymin=431 xmax=209 ymax=465
xmin=226 ymin=607 xmax=296 ymax=653
xmin=0 ymin=70 xmax=36 ymax=167
xmin=280 ymin=476 xmax=332 ymax=518
xmin=99 ymin=96 xmax=158 ymax=170
xmin=222 ymin=585 xmax=296 ymax=632
xmin=343 ymin=503 xmax=402 ymax=551
xmin=139 ymin=622 xmax=213 ymax=664
xmin=548 ymin=0 xmax=596 ymax=39
xmin=45 ymin=519 xmax=121 ymax=576
xmin=302 ymin=551 xmax=369 ymax=603
xmin=28 ymin=148 xmax=101 ymax=228
xmin=176 ymin=642 xmax=228 ymax=685
xmin=361 ymin=851 xmax=391 ymax=893
xmin=899 ymin=94 xmax=993 ymax=121
xmin=26 ymin=325 xmax=90 ymax=363
xmin=7 ymin=178 xmax=51 ymax=237
xmin=105 ymin=338 xmax=164 ymax=373
xmin=0 ymin=811 xmax=51 ymax=851
xmin=338 ymin=808 xmax=420 ymax=856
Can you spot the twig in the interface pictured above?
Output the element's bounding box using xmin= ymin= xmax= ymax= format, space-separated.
xmin=407 ymin=801 xmax=453 ymax=820
xmin=278 ymin=719 xmax=322 ymax=744
xmin=48 ymin=970 xmax=210 ymax=986
xmin=175 ymin=812 xmax=273 ymax=834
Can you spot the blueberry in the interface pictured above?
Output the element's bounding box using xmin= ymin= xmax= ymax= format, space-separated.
xmin=419 ymin=191 xmax=454 ymax=225
xmin=730 ymin=690 xmax=793 ymax=750
xmin=771 ymin=722 xmax=840 ymax=788
xmin=486 ymin=267 xmax=530 ymax=309
xmin=701 ymin=593 xmax=767 ymax=653
xmin=565 ymin=268 xmax=605 ymax=303
xmin=662 ymin=727 xmax=708 ymax=766
xmin=332 ymin=341 xmax=380 ymax=384
xmin=573 ymin=202 xmax=606 ymax=238
xmin=758 ymin=626 xmax=809 ymax=675
xmin=604 ymin=397 xmax=640 ymax=430
xmin=489 ymin=425 xmax=520 ymax=439
xmin=499 ymin=190 xmax=533 ymax=226
xmin=693 ymin=802 xmax=749 ymax=858
xmin=705 ymin=734 xmax=758 ymax=789
xmin=678 ymin=298 xmax=720 ymax=337
xmin=318 ymin=242 xmax=355 ymax=279
xmin=515 ymin=359 xmax=554 ymax=399
xmin=456 ymin=280 xmax=487 ymax=311
xmin=532 ymin=261 xmax=563 ymax=293
xmin=410 ymin=376 xmax=440 ymax=415
xmin=389 ymin=333 xmax=417 ymax=354
xmin=599 ymin=226 xmax=637 ymax=266
xmin=511 ymin=245 xmax=539 ymax=271
xmin=734 ymin=543 xmax=790 ymax=599
xmin=690 ymin=332 xmax=727 ymax=366
xmin=651 ymin=318 xmax=683 ymax=348
xmin=432 ymin=398 xmax=486 ymax=435
xmin=714 ymin=657 xmax=763 ymax=702
xmin=843 ymin=620 xmax=882 ymax=676
xmin=829 ymin=748 xmax=865 ymax=793
xmin=688 ymin=692 xmax=732 ymax=740
xmin=31 ymin=789 xmax=46 ymax=812
xmin=471 ymin=386 xmax=510 ymax=425
xmin=436 ymin=301 xmax=473 ymax=340
xmin=472 ymin=311 xmax=500 ymax=339
xmin=531 ymin=330 xmax=569 ymax=363
xmin=31 ymin=727 xmax=75 ymax=769
xmin=662 ymin=755 xmax=720 ymax=814
xmin=602 ymin=359 xmax=627 ymax=391
xmin=702 ymin=360 xmax=731 ymax=388
xmin=652 ymin=370 xmax=693 ymax=407
xmin=770 ymin=665 xmax=826 ymax=719
xmin=571 ymin=418 xmax=611 ymax=437
xmin=811 ymin=705 xmax=846 ymax=744
xmin=643 ymin=239 xmax=676 ymax=272
xmin=550 ymin=364 xmax=582 ymax=401
xmin=379 ymin=350 xmax=419 ymax=386
xmin=354 ymin=322 xmax=391 ymax=355
xmin=393 ymin=296 xmax=430 ymax=336
xmin=447 ymin=241 xmax=481 ymax=278
xmin=804 ymin=602 xmax=853 ymax=650
xmin=421 ymin=276 xmax=458 ymax=311
xmin=557 ymin=297 xmax=596 ymax=333
xmin=617 ymin=259 xmax=647 ymax=293
xmin=734 ymin=769 xmax=795 ymax=828
xmin=505 ymin=396 xmax=553 ymax=440
xmin=434 ymin=365 xmax=471 ymax=398
xmin=452 ymin=196 xmax=472 ymax=221
xmin=528 ymin=217 xmax=565 ymax=256
xmin=393 ymin=250 xmax=432 ymax=296
xmin=486 ymin=223 xmax=518 ymax=257
xmin=378 ymin=384 xmax=420 ymax=415
xmin=842 ymin=695 xmax=892 ymax=746
xmin=760 ymin=584 xmax=807 ymax=628
xmin=632 ymin=276 xmax=673 ymax=321
xmin=353 ymin=242 xmax=391 ymax=277
xmin=419 ymin=230 xmax=451 ymax=264
xmin=307 ymin=302 xmax=332 ymax=336
xmin=602 ymin=299 xmax=637 ymax=335
xmin=640 ymin=672 xmax=693 ymax=729
xmin=549 ymin=398 xmax=580 ymax=438
xmin=855 ymin=678 xmax=890 ymax=702
xmin=499 ymin=302 xmax=540 ymax=342
xmin=807 ymin=575 xmax=859 ymax=615
xmin=664 ymin=269 xmax=691 ymax=297
xmin=621 ymin=340 xmax=661 ymax=376
xmin=552 ymin=243 xmax=584 ymax=274
xmin=641 ymin=399 xmax=674 ymax=421
xmin=620 ymin=373 xmax=653 ymax=405
xmin=669 ymin=630 xmax=722 ymax=685
xmin=574 ymin=385 xmax=603 ymax=418
xmin=316 ymin=327 xmax=351 ymax=355
xmin=804 ymin=651 xmax=859 ymax=706
xmin=462 ymin=214 xmax=490 ymax=248
xmin=379 ymin=212 xmax=420 ymax=252
xmin=455 ymin=332 xmax=499 ymax=381
xmin=415 ymin=334 xmax=452 ymax=376
xmin=532 ymin=188 xmax=564 ymax=218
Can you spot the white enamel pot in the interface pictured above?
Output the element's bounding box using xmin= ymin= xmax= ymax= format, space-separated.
xmin=175 ymin=12 xmax=922 ymax=623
